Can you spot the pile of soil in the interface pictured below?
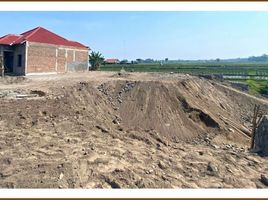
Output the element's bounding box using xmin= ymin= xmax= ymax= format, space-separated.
xmin=0 ymin=72 xmax=267 ymax=188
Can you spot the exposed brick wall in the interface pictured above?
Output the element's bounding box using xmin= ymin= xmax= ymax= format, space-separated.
xmin=26 ymin=42 xmax=88 ymax=74
xmin=67 ymin=50 xmax=74 ymax=63
xmin=75 ymin=51 xmax=88 ymax=62
xmin=27 ymin=43 xmax=57 ymax=73
xmin=57 ymin=49 xmax=66 ymax=73
xmin=67 ymin=49 xmax=88 ymax=72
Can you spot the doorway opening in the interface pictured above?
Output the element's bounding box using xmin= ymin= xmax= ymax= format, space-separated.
xmin=3 ymin=51 xmax=14 ymax=73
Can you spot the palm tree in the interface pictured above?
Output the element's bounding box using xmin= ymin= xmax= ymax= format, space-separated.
xmin=89 ymin=51 xmax=104 ymax=71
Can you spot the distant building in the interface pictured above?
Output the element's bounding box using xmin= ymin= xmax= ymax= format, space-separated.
xmin=105 ymin=58 xmax=120 ymax=64
xmin=0 ymin=27 xmax=90 ymax=75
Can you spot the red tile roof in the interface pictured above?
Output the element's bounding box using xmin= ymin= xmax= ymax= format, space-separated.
xmin=0 ymin=27 xmax=89 ymax=49
xmin=0 ymin=34 xmax=20 ymax=45
xmin=105 ymin=58 xmax=120 ymax=63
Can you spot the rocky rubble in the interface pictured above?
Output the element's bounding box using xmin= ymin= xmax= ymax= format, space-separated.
xmin=0 ymin=89 xmax=45 ymax=99
xmin=116 ymin=81 xmax=136 ymax=104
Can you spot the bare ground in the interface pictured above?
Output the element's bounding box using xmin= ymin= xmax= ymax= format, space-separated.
xmin=0 ymin=71 xmax=268 ymax=188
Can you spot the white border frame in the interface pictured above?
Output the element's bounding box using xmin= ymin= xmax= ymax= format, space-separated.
xmin=0 ymin=1 xmax=267 ymax=198
xmin=1 ymin=2 xmax=268 ymax=11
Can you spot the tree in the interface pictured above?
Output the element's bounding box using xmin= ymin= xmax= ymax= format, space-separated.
xmin=89 ymin=51 xmax=104 ymax=70
xmin=120 ymin=59 xmax=128 ymax=64
xmin=216 ymin=58 xmax=220 ymax=62
xmin=165 ymin=58 xmax=168 ymax=62
xmin=144 ymin=58 xmax=154 ymax=63
xmin=248 ymin=54 xmax=268 ymax=62
xmin=136 ymin=58 xmax=143 ymax=63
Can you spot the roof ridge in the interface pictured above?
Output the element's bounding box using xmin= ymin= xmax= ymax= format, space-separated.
xmin=29 ymin=27 xmax=71 ymax=43
xmin=42 ymin=28 xmax=70 ymax=42
xmin=13 ymin=26 xmax=41 ymax=44
xmin=24 ymin=26 xmax=42 ymax=40
xmin=7 ymin=34 xmax=20 ymax=36
xmin=20 ymin=26 xmax=40 ymax=35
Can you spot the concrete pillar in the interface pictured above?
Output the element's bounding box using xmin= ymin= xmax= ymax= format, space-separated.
xmin=0 ymin=46 xmax=3 ymax=77
xmin=25 ymin=41 xmax=29 ymax=75
xmin=0 ymin=46 xmax=3 ymax=56
xmin=65 ymin=49 xmax=67 ymax=72
xmin=55 ymin=48 xmax=58 ymax=72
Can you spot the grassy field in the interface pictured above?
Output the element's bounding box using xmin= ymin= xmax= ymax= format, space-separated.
xmin=229 ymin=79 xmax=268 ymax=96
xmin=100 ymin=62 xmax=268 ymax=76
xmin=100 ymin=62 xmax=268 ymax=96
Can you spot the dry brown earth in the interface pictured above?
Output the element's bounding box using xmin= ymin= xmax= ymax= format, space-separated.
xmin=0 ymin=72 xmax=267 ymax=188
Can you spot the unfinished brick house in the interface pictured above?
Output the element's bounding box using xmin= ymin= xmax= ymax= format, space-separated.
xmin=0 ymin=27 xmax=90 ymax=75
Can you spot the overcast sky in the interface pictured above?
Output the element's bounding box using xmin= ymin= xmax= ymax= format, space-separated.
xmin=1 ymin=11 xmax=268 ymax=60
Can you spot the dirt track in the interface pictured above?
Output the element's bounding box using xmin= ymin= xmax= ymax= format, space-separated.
xmin=0 ymin=72 xmax=268 ymax=188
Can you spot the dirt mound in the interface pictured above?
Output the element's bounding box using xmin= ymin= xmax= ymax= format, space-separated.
xmin=96 ymin=79 xmax=253 ymax=144
xmin=0 ymin=72 xmax=268 ymax=188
